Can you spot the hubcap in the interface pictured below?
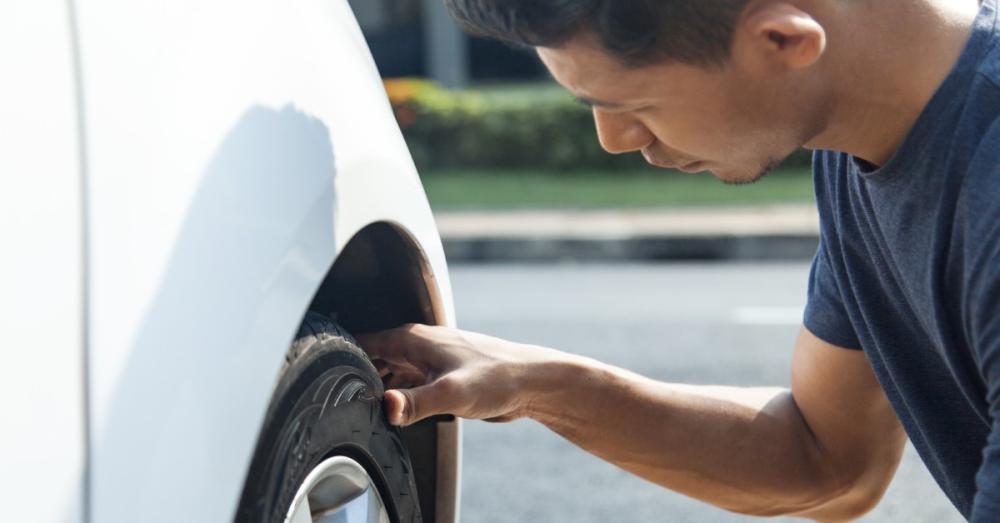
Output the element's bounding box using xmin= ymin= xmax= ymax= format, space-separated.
xmin=284 ymin=456 xmax=391 ymax=523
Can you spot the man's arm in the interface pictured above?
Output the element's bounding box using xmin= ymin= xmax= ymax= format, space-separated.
xmin=358 ymin=325 xmax=905 ymax=520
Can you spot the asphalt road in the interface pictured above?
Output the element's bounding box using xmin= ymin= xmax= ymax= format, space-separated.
xmin=449 ymin=262 xmax=964 ymax=523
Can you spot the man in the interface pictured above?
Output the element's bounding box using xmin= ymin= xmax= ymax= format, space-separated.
xmin=359 ymin=0 xmax=1000 ymax=520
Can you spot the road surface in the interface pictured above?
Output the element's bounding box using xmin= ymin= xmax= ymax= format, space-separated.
xmin=450 ymin=262 xmax=963 ymax=522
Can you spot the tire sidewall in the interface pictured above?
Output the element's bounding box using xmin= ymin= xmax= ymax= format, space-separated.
xmin=237 ymin=317 xmax=421 ymax=522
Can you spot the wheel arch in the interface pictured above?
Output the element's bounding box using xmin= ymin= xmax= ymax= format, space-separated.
xmin=309 ymin=221 xmax=445 ymax=335
xmin=305 ymin=220 xmax=459 ymax=523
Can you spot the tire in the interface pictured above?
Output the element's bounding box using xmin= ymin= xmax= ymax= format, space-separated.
xmin=236 ymin=312 xmax=422 ymax=522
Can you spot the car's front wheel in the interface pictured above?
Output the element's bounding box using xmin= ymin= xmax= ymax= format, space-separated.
xmin=237 ymin=312 xmax=421 ymax=522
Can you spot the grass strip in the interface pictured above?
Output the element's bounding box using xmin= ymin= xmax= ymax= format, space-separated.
xmin=421 ymin=167 xmax=815 ymax=210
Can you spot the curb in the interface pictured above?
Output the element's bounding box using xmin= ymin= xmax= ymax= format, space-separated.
xmin=436 ymin=206 xmax=820 ymax=263
xmin=442 ymin=234 xmax=819 ymax=263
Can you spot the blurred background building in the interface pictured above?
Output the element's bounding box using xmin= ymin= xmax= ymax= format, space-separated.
xmin=348 ymin=0 xmax=544 ymax=87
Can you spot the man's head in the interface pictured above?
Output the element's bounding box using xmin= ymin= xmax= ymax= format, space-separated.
xmin=445 ymin=0 xmax=833 ymax=184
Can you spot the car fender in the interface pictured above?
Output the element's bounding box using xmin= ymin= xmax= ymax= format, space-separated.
xmin=76 ymin=1 xmax=454 ymax=521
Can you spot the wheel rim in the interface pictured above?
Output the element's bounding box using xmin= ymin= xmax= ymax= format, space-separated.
xmin=284 ymin=456 xmax=391 ymax=523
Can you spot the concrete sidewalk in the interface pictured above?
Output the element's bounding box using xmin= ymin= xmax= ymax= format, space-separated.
xmin=436 ymin=204 xmax=820 ymax=262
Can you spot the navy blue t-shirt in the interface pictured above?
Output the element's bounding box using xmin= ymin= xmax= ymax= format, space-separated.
xmin=805 ymin=1 xmax=1000 ymax=520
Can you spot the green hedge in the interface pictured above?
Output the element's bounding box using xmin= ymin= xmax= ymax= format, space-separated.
xmin=387 ymin=80 xmax=812 ymax=172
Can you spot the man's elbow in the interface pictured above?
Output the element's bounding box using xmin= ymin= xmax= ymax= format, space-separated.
xmin=815 ymin=489 xmax=885 ymax=521
xmin=729 ymin=468 xmax=891 ymax=521
xmin=790 ymin=478 xmax=891 ymax=522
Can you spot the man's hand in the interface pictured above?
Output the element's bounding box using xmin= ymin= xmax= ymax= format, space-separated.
xmin=357 ymin=324 xmax=571 ymax=426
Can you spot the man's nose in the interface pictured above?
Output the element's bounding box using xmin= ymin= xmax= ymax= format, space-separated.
xmin=592 ymin=108 xmax=654 ymax=154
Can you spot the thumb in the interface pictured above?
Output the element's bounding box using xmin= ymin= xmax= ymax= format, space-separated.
xmin=383 ymin=381 xmax=457 ymax=427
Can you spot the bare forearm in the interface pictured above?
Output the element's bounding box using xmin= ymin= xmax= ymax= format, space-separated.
xmin=523 ymin=353 xmax=842 ymax=517
xmin=362 ymin=325 xmax=903 ymax=521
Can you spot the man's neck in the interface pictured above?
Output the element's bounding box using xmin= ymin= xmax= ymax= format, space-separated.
xmin=805 ymin=0 xmax=982 ymax=166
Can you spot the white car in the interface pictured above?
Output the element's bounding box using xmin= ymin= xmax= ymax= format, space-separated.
xmin=1 ymin=1 xmax=459 ymax=522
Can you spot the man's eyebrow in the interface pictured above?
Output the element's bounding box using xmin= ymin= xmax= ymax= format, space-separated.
xmin=574 ymin=96 xmax=623 ymax=109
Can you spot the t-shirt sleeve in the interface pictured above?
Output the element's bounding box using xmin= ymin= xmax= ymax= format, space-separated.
xmin=971 ymin=250 xmax=1000 ymax=521
xmin=967 ymin=121 xmax=1000 ymax=522
xmin=803 ymin=237 xmax=862 ymax=350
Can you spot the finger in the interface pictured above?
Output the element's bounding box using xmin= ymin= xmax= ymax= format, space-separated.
xmin=372 ymin=359 xmax=423 ymax=381
xmin=483 ymin=415 xmax=518 ymax=424
xmin=355 ymin=331 xmax=401 ymax=361
xmin=372 ymin=359 xmax=391 ymax=378
xmin=384 ymin=378 xmax=462 ymax=427
xmin=384 ymin=370 xmax=429 ymax=390
xmin=357 ymin=325 xmax=454 ymax=371
xmin=357 ymin=325 xmax=429 ymax=363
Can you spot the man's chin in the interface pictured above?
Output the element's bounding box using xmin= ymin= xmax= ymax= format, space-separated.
xmin=652 ymin=157 xmax=781 ymax=185
xmin=719 ymin=173 xmax=760 ymax=186
xmin=714 ymin=160 xmax=781 ymax=186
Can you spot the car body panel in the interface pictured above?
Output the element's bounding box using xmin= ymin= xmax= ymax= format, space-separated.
xmin=0 ymin=2 xmax=86 ymax=522
xmin=72 ymin=0 xmax=456 ymax=521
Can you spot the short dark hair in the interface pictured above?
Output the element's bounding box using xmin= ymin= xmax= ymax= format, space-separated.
xmin=444 ymin=0 xmax=750 ymax=67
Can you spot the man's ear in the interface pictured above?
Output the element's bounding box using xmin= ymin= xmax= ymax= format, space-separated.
xmin=730 ymin=2 xmax=827 ymax=71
